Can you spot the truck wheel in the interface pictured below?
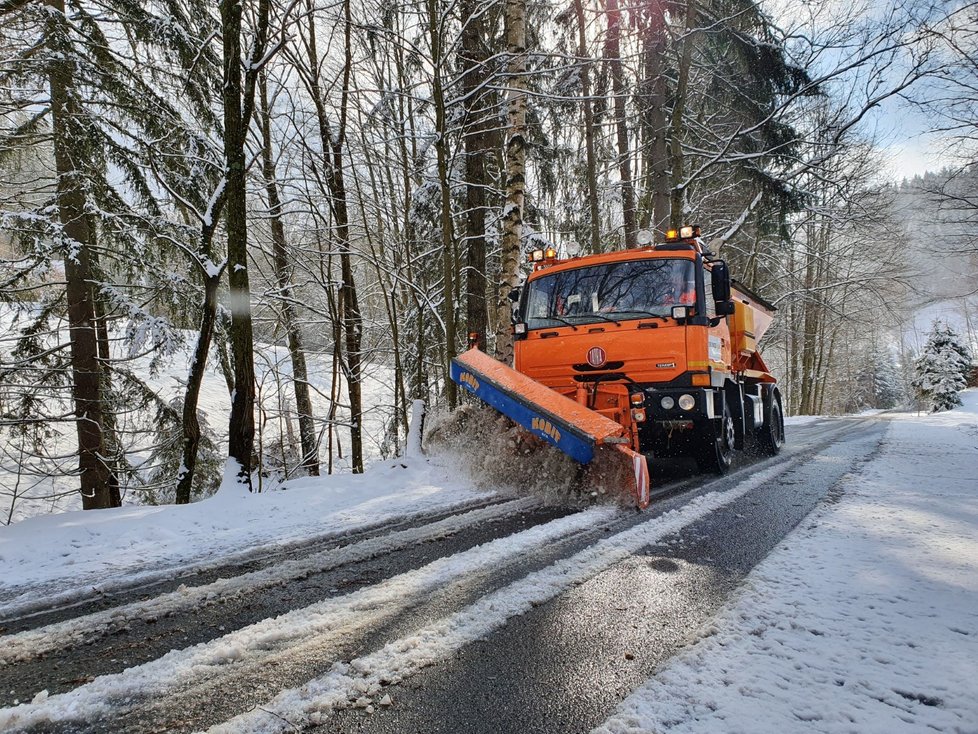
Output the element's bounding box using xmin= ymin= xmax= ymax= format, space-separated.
xmin=696 ymin=401 xmax=735 ymax=474
xmin=758 ymin=394 xmax=785 ymax=455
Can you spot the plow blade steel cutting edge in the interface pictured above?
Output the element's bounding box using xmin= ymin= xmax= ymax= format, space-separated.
xmin=450 ymin=348 xmax=650 ymax=509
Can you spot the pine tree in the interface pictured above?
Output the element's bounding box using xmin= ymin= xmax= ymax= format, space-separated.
xmin=912 ymin=321 xmax=973 ymax=412
xmin=854 ymin=345 xmax=904 ymax=411
xmin=873 ymin=346 xmax=904 ymax=410
xmin=1 ymin=0 xmax=220 ymax=509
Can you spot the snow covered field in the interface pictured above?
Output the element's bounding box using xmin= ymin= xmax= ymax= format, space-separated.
xmin=595 ymin=390 xmax=978 ymax=734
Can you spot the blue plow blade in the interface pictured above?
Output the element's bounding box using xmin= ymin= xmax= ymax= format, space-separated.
xmin=450 ymin=359 xmax=595 ymax=464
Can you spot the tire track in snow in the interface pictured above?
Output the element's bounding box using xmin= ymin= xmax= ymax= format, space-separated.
xmin=0 ymin=494 xmax=513 ymax=623
xmin=0 ymin=418 xmax=874 ymax=732
xmin=204 ymin=460 xmax=800 ymax=734
xmin=0 ymin=498 xmax=539 ymax=665
xmin=0 ymin=504 xmax=622 ymax=732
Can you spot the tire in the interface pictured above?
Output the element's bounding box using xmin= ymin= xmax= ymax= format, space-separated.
xmin=695 ymin=399 xmax=735 ymax=474
xmin=758 ymin=392 xmax=785 ymax=455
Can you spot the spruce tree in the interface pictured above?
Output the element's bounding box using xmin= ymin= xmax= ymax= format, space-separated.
xmin=912 ymin=320 xmax=973 ymax=412
xmin=0 ymin=0 xmax=220 ymax=509
xmin=873 ymin=346 xmax=904 ymax=410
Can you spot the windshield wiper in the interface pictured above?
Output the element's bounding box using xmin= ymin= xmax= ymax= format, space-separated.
xmin=545 ymin=315 xmax=579 ymax=330
xmin=585 ymin=313 xmax=622 ymax=326
xmin=615 ymin=309 xmax=669 ymax=320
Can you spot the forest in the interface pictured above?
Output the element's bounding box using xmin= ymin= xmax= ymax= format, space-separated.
xmin=1 ymin=0 xmax=976 ymax=519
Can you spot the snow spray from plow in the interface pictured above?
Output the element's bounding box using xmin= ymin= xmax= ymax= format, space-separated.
xmin=451 ymin=348 xmax=650 ymax=508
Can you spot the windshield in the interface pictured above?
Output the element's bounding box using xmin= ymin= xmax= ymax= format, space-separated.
xmin=524 ymin=258 xmax=696 ymax=329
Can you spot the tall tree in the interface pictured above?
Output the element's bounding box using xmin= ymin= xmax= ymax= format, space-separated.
xmin=573 ymin=0 xmax=601 ymax=252
xmin=257 ymin=73 xmax=319 ymax=475
xmin=604 ymin=0 xmax=637 ymax=244
xmin=638 ymin=0 xmax=670 ymax=234
xmin=223 ymin=0 xmax=266 ymax=487
xmin=460 ymin=0 xmax=496 ymax=350
xmin=494 ymin=0 xmax=528 ymax=364
xmin=294 ymin=0 xmax=365 ymax=472
xmin=44 ymin=0 xmax=113 ymax=509
xmin=429 ymin=0 xmax=459 ymax=406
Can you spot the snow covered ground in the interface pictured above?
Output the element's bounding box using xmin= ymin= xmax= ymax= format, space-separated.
xmin=594 ymin=390 xmax=978 ymax=734
xmin=0 ymin=302 xmax=399 ymax=524
xmin=0 ymin=456 xmax=496 ymax=616
xmin=2 ymin=369 xmax=976 ymax=732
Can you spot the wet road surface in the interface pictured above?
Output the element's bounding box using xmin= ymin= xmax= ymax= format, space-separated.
xmin=0 ymin=415 xmax=886 ymax=733
xmin=316 ymin=418 xmax=885 ymax=734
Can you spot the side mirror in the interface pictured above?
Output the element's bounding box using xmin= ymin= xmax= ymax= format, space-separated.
xmin=716 ymin=300 xmax=735 ymax=316
xmin=509 ymin=286 xmax=523 ymax=324
xmin=711 ymin=261 xmax=731 ymax=303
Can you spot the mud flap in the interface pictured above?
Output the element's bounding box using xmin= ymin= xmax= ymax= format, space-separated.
xmin=451 ymin=348 xmax=651 ymax=508
xmin=615 ymin=444 xmax=651 ymax=509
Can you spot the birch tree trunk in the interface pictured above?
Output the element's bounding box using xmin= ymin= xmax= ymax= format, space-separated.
xmin=494 ymin=0 xmax=528 ymax=365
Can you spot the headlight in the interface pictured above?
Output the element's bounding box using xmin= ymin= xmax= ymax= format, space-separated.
xmin=660 ymin=396 xmax=675 ymax=410
xmin=678 ymin=393 xmax=696 ymax=411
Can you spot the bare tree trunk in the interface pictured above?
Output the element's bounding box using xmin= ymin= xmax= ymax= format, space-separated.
xmin=46 ymin=0 xmax=113 ymax=510
xmin=573 ymin=0 xmax=601 ymax=253
xmin=175 ymin=256 xmax=223 ymax=504
xmin=640 ymin=4 xmax=670 ymax=234
xmin=176 ymin=0 xmax=270 ymax=501
xmin=300 ymin=0 xmax=364 ymax=472
xmin=223 ymin=0 xmax=260 ymax=487
xmin=92 ymin=275 xmax=122 ymax=506
xmin=429 ymin=0 xmax=458 ymax=406
xmin=605 ymin=0 xmax=637 ymax=245
xmin=336 ymin=0 xmax=364 ymax=472
xmin=258 ymin=74 xmax=319 ymax=476
xmin=461 ymin=0 xmax=491 ymax=349
xmin=494 ymin=0 xmax=527 ymax=365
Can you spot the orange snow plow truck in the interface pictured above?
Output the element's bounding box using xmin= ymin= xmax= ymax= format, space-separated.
xmin=451 ymin=225 xmax=784 ymax=510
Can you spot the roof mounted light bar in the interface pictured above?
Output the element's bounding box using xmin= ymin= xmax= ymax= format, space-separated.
xmin=665 ymin=224 xmax=701 ymax=242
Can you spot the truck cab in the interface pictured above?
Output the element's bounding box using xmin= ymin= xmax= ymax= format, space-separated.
xmin=512 ymin=227 xmax=784 ymax=472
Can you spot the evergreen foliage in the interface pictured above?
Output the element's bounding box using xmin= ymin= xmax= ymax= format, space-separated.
xmin=0 ymin=0 xmax=222 ymax=508
xmin=853 ymin=345 xmax=904 ymax=410
xmin=912 ymin=321 xmax=973 ymax=412
xmin=873 ymin=347 xmax=905 ymax=410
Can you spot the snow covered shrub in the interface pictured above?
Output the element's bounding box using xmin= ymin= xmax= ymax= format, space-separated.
xmin=912 ymin=321 xmax=973 ymax=412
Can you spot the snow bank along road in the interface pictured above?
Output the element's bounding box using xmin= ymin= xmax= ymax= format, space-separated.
xmin=0 ymin=415 xmax=886 ymax=733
